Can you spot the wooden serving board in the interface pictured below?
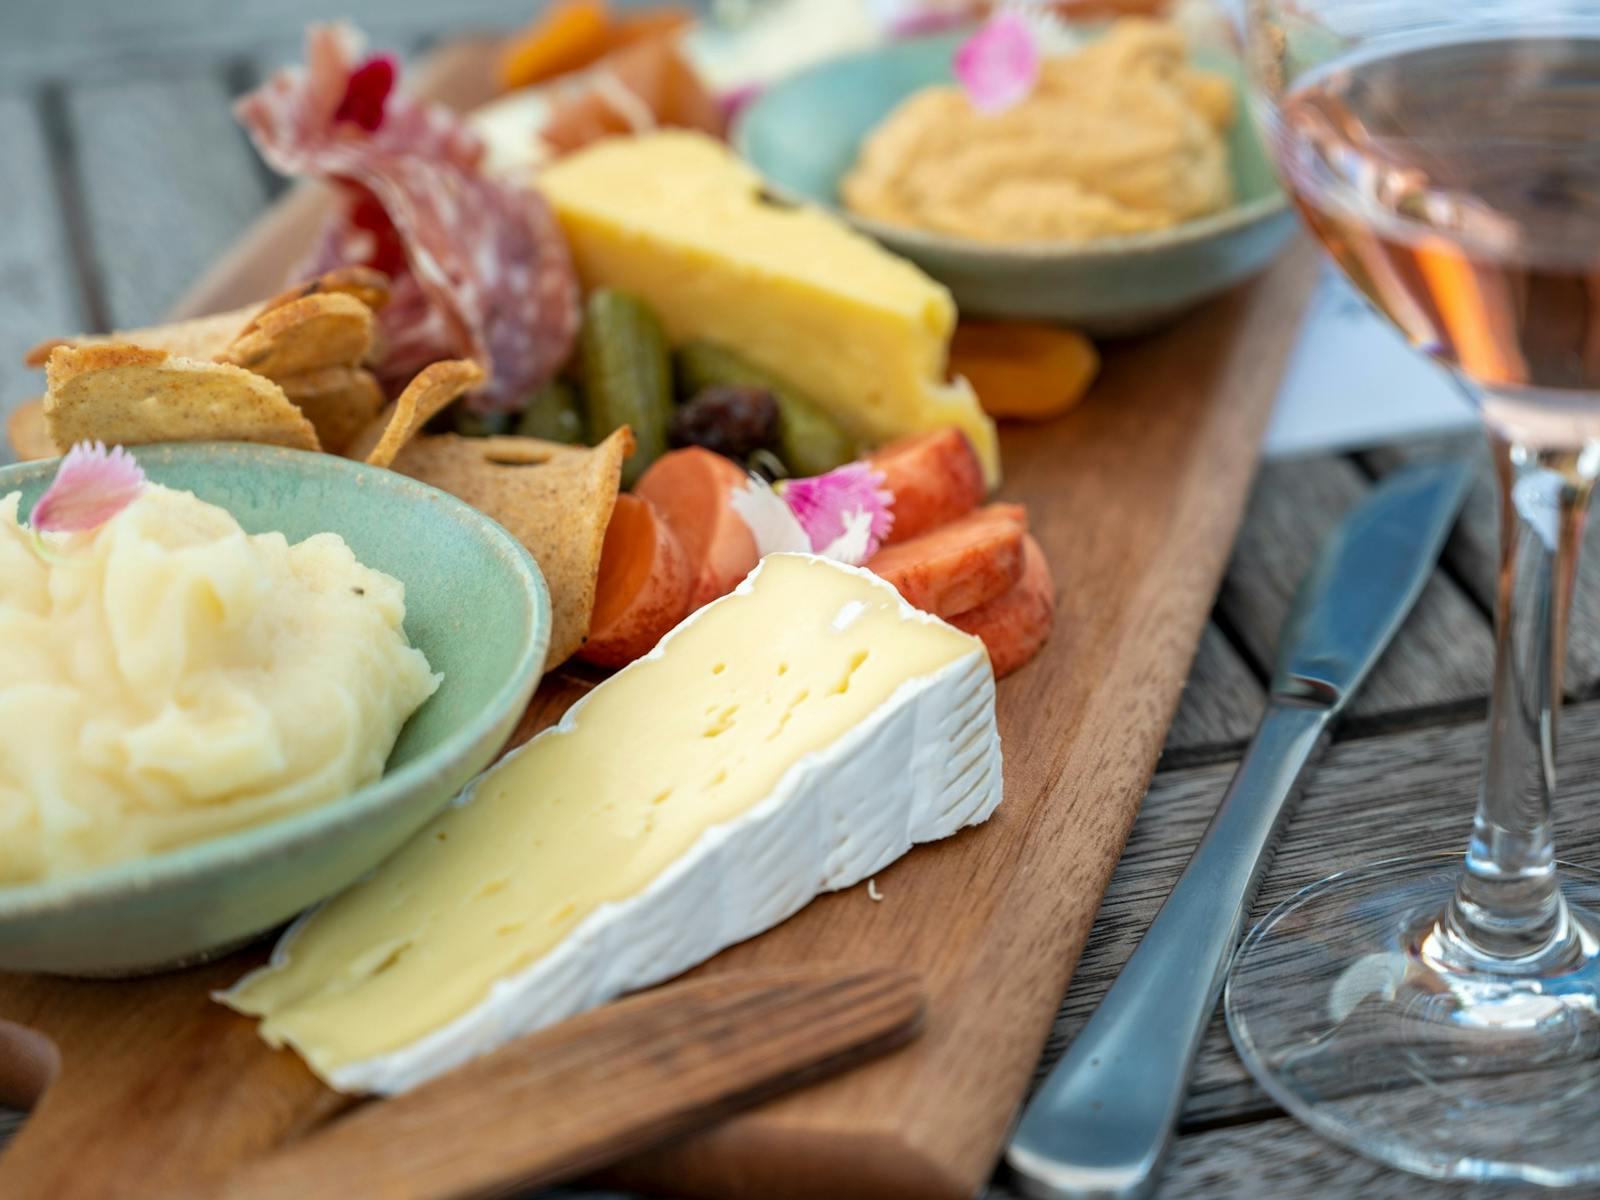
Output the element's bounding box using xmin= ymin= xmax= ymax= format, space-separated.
xmin=0 ymin=36 xmax=1319 ymax=1200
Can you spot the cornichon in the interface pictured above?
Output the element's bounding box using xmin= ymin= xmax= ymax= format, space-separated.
xmin=581 ymin=289 xmax=673 ymax=487
xmin=675 ymin=342 xmax=855 ymax=477
xmin=515 ymin=379 xmax=586 ymax=445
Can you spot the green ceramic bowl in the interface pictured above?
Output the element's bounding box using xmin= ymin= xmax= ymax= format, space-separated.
xmin=0 ymin=443 xmax=550 ymax=975
xmin=734 ymin=32 xmax=1297 ymax=333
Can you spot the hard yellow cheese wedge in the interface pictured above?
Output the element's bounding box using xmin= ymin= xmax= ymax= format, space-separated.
xmin=540 ymin=130 xmax=1001 ymax=484
xmin=221 ymin=554 xmax=1002 ymax=1093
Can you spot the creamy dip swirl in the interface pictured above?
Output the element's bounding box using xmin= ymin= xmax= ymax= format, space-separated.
xmin=0 ymin=484 xmax=439 ymax=884
xmin=843 ymin=19 xmax=1236 ymax=244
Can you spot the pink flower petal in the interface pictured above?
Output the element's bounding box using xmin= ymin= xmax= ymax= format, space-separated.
xmin=31 ymin=442 xmax=147 ymax=534
xmin=780 ymin=464 xmax=895 ymax=566
xmin=954 ymin=11 xmax=1040 ymax=115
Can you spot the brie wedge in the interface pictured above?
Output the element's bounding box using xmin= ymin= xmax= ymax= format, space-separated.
xmin=220 ymin=554 xmax=1002 ymax=1094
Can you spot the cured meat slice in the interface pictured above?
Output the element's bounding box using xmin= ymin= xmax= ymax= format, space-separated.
xmin=237 ymin=23 xmax=580 ymax=412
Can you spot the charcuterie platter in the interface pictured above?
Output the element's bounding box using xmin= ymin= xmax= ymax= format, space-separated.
xmin=0 ymin=8 xmax=1316 ymax=1198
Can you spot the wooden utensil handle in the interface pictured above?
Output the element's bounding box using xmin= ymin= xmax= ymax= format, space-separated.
xmin=0 ymin=1021 xmax=57 ymax=1110
xmin=217 ymin=965 xmax=923 ymax=1200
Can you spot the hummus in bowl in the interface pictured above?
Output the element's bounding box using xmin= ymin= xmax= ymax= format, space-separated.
xmin=734 ymin=22 xmax=1295 ymax=331
xmin=842 ymin=20 xmax=1237 ymax=245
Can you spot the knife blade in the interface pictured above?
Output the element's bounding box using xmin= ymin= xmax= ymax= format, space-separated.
xmin=1005 ymin=458 xmax=1473 ymax=1200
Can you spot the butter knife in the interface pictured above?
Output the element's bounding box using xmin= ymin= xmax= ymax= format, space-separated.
xmin=1006 ymin=458 xmax=1473 ymax=1200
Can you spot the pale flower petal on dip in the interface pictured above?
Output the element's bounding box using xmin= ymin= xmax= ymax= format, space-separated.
xmin=30 ymin=442 xmax=146 ymax=535
xmin=953 ymin=11 xmax=1040 ymax=115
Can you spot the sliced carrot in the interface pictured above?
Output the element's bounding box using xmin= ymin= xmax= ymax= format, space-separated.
xmin=580 ymin=493 xmax=693 ymax=668
xmin=950 ymin=534 xmax=1056 ymax=678
xmin=950 ymin=321 xmax=1100 ymax=421
xmin=867 ymin=427 xmax=987 ymax=545
xmin=865 ymin=504 xmax=1027 ymax=618
xmin=499 ymin=0 xmax=613 ymax=92
xmin=635 ymin=448 xmax=759 ymax=610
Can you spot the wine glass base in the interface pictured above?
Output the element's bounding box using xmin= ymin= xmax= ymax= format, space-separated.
xmin=1225 ymin=852 xmax=1600 ymax=1187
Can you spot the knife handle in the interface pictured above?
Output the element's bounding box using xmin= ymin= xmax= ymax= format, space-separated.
xmin=1006 ymin=701 xmax=1331 ymax=1200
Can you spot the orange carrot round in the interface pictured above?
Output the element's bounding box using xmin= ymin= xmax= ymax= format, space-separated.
xmin=867 ymin=427 xmax=986 ymax=545
xmin=635 ymin=448 xmax=759 ymax=609
xmin=864 ymin=504 xmax=1027 ymax=617
xmin=949 ymin=534 xmax=1056 ymax=678
xmin=580 ymin=493 xmax=693 ymax=668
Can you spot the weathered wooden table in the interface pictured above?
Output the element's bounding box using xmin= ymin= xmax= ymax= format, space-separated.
xmin=0 ymin=4 xmax=1589 ymax=1197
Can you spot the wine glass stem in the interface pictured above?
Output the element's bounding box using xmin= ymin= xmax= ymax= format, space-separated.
xmin=1438 ymin=432 xmax=1599 ymax=972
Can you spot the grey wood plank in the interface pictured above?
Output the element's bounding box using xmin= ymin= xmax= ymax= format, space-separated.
xmin=1219 ymin=457 xmax=1493 ymax=729
xmin=0 ymin=94 xmax=85 ymax=464
xmin=1041 ymin=700 xmax=1600 ymax=1139
xmin=1094 ymin=1115 xmax=1544 ymax=1200
xmin=64 ymin=68 xmax=270 ymax=329
xmin=0 ymin=0 xmax=682 ymax=88
xmin=1367 ymin=435 xmax=1600 ymax=702
xmin=1162 ymin=622 xmax=1265 ymax=764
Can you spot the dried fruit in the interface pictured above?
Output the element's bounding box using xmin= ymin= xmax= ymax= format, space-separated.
xmin=669 ymin=384 xmax=780 ymax=462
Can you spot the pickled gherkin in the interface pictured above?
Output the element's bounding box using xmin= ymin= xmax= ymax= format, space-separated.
xmin=515 ymin=380 xmax=585 ymax=445
xmin=582 ymin=290 xmax=673 ymax=487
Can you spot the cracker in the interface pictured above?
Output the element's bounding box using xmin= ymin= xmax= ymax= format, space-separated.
xmin=24 ymin=307 xmax=255 ymax=369
xmin=22 ymin=267 xmax=391 ymax=373
xmin=279 ymin=365 xmax=386 ymax=455
xmin=224 ymin=292 xmax=377 ymax=380
xmin=6 ymin=398 xmax=56 ymax=461
xmin=390 ymin=428 xmax=634 ymax=668
xmin=248 ymin=266 xmax=392 ymax=322
xmin=44 ymin=344 xmax=320 ymax=453
xmin=346 ymin=360 xmax=485 ymax=468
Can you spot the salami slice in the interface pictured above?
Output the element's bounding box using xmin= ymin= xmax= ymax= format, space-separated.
xmin=236 ymin=23 xmax=580 ymax=412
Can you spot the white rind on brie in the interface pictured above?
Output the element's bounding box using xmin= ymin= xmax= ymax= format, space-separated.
xmin=220 ymin=554 xmax=1002 ymax=1095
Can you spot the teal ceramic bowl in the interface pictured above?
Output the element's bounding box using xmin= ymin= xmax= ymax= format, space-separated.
xmin=735 ymin=32 xmax=1297 ymax=333
xmin=0 ymin=443 xmax=549 ymax=975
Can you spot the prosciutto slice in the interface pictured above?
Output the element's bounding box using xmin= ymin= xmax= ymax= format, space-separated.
xmin=237 ymin=24 xmax=579 ymax=412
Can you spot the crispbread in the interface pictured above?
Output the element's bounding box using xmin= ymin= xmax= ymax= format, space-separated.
xmin=279 ymin=366 xmax=386 ymax=455
xmin=24 ymin=308 xmax=255 ymax=369
xmin=346 ymin=360 xmax=485 ymax=468
xmin=389 ymin=427 xmax=634 ymax=667
xmin=224 ymin=292 xmax=377 ymax=379
xmin=44 ymin=344 xmax=320 ymax=453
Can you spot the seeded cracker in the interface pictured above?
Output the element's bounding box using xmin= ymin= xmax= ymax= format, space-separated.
xmin=43 ymin=344 xmax=320 ymax=453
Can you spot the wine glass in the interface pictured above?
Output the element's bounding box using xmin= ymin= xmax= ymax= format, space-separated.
xmin=1227 ymin=1 xmax=1600 ymax=1185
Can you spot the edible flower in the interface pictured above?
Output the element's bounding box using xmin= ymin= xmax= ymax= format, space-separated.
xmin=333 ymin=54 xmax=398 ymax=132
xmin=730 ymin=476 xmax=811 ymax=558
xmin=31 ymin=442 xmax=146 ymax=536
xmin=954 ymin=10 xmax=1040 ymax=115
xmin=780 ymin=464 xmax=895 ymax=565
